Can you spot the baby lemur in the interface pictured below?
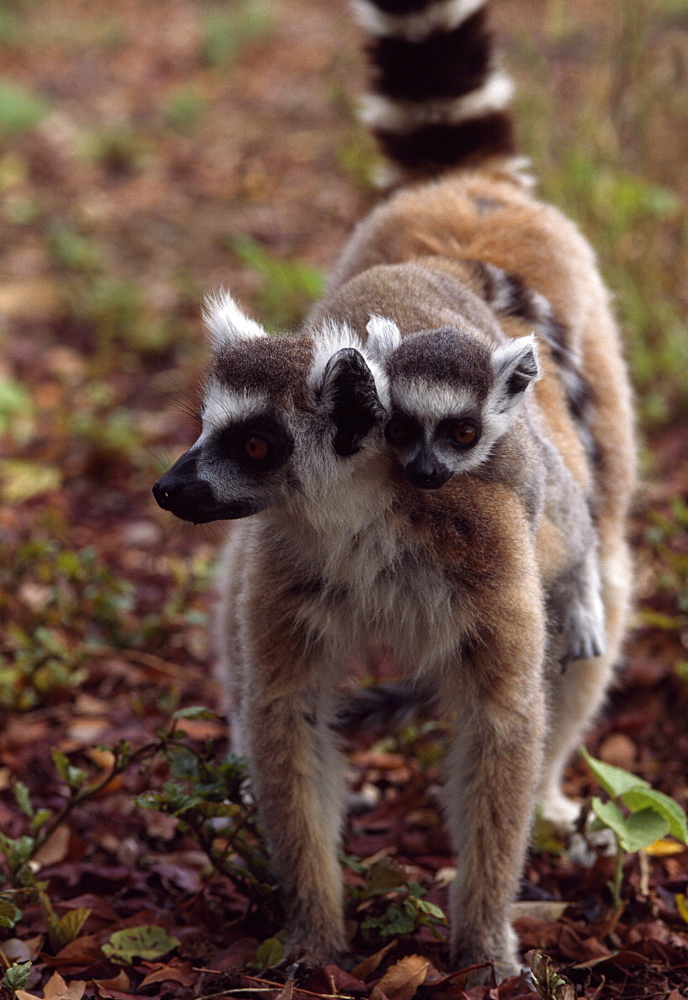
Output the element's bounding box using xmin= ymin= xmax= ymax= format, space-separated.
xmin=153 ymin=0 xmax=635 ymax=983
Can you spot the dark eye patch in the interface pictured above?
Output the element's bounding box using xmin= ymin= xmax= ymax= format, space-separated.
xmin=384 ymin=411 xmax=422 ymax=449
xmin=212 ymin=414 xmax=293 ymax=474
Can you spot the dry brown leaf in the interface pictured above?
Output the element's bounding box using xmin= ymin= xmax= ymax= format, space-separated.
xmin=511 ymin=901 xmax=569 ymax=922
xmin=274 ymin=978 xmax=294 ymax=1000
xmin=351 ymin=941 xmax=397 ymax=982
xmin=0 ymin=279 xmax=62 ymax=321
xmin=138 ymin=960 xmax=196 ymax=988
xmin=33 ymin=826 xmax=70 ymax=868
xmin=370 ymin=955 xmax=430 ymax=1000
xmin=16 ymin=971 xmax=85 ymax=1000
xmin=92 ymin=971 xmax=129 ymax=998
xmin=0 ymin=939 xmax=33 ymax=964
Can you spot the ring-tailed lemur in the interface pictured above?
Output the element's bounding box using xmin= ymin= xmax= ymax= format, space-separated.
xmin=153 ymin=0 xmax=635 ymax=983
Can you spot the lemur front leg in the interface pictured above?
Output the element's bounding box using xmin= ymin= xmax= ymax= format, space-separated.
xmin=241 ymin=643 xmax=347 ymax=963
xmin=442 ymin=578 xmax=546 ymax=985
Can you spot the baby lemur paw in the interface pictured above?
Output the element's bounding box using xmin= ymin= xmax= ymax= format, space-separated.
xmin=563 ymin=598 xmax=606 ymax=662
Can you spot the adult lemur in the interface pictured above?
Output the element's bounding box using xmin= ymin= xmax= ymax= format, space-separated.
xmin=153 ymin=0 xmax=635 ymax=983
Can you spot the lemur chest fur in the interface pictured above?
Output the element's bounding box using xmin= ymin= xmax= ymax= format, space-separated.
xmin=262 ymin=479 xmax=528 ymax=671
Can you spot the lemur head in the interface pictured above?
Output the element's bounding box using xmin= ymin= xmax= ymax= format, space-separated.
xmin=153 ymin=293 xmax=390 ymax=524
xmin=368 ymin=318 xmax=540 ymax=489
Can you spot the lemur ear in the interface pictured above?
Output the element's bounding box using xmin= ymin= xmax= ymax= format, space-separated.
xmin=492 ymin=335 xmax=540 ymax=410
xmin=203 ymin=290 xmax=268 ymax=348
xmin=320 ymin=347 xmax=386 ymax=457
xmin=366 ymin=315 xmax=402 ymax=362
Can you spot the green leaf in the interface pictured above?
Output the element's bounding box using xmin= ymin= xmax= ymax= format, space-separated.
xmin=621 ymin=787 xmax=688 ymax=845
xmin=51 ymin=749 xmax=71 ymax=783
xmin=0 ymin=897 xmax=21 ymax=928
xmin=592 ymin=798 xmax=669 ymax=853
xmin=580 ymin=746 xmax=650 ymax=798
xmin=13 ymin=781 xmax=33 ymax=818
xmin=364 ymin=857 xmax=408 ymax=896
xmin=2 ymin=961 xmax=32 ymax=993
xmin=172 ymin=705 xmax=218 ymax=721
xmin=254 ymin=936 xmax=284 ymax=969
xmin=413 ymin=898 xmax=447 ymax=922
xmin=56 ymin=907 xmax=91 ymax=946
xmin=101 ymin=925 xmax=180 ymax=963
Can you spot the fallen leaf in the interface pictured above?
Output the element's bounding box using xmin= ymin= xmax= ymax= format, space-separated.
xmin=33 ymin=825 xmax=71 ymax=868
xmin=370 ymin=955 xmax=429 ymax=1000
xmin=511 ymin=901 xmax=569 ymax=922
xmin=0 ymin=279 xmax=62 ymax=320
xmin=0 ymin=459 xmax=62 ymax=503
xmin=101 ymin=925 xmax=180 ymax=963
xmin=138 ymin=960 xmax=195 ymax=988
xmin=16 ymin=971 xmax=85 ymax=1000
xmin=91 ymin=971 xmax=129 ymax=998
xmin=274 ymin=979 xmax=294 ymax=1000
xmin=644 ymin=839 xmax=687 ymax=857
xmin=351 ymin=941 xmax=397 ymax=981
xmin=1 ymin=939 xmax=33 ymax=964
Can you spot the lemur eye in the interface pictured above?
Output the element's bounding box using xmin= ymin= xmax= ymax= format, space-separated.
xmin=244 ymin=435 xmax=270 ymax=461
xmin=385 ymin=417 xmax=412 ymax=446
xmin=451 ymin=421 xmax=479 ymax=448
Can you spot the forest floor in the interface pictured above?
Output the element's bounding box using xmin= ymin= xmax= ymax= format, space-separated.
xmin=1 ymin=1 xmax=688 ymax=999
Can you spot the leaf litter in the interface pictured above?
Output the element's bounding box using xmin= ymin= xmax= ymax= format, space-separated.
xmin=1 ymin=1 xmax=688 ymax=1000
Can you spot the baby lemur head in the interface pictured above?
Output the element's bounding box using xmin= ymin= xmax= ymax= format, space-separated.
xmin=371 ymin=318 xmax=540 ymax=489
xmin=153 ymin=293 xmax=391 ymax=525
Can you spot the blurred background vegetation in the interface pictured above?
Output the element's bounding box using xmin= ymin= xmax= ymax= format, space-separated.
xmin=0 ymin=0 xmax=686 ymax=721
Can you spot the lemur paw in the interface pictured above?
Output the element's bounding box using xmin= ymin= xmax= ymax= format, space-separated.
xmin=562 ymin=599 xmax=606 ymax=662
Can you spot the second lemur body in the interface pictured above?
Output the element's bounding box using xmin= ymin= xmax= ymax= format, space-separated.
xmin=153 ymin=0 xmax=635 ymax=983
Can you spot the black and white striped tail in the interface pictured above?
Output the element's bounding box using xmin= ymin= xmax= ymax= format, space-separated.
xmin=353 ymin=0 xmax=529 ymax=181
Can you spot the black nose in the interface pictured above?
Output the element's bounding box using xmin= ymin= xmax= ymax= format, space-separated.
xmin=406 ymin=452 xmax=452 ymax=490
xmin=152 ymin=476 xmax=180 ymax=511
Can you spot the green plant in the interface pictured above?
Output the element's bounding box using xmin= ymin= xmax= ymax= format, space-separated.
xmin=0 ymin=80 xmax=49 ymax=137
xmin=47 ymin=223 xmax=101 ymax=273
xmin=79 ymin=125 xmax=150 ymax=175
xmin=200 ymin=0 xmax=274 ymax=70
xmin=1 ymin=961 xmax=31 ymax=999
xmin=0 ymin=710 xmax=277 ymax=918
xmin=162 ymin=86 xmax=206 ymax=134
xmin=137 ymin=708 xmax=276 ymax=902
xmin=229 ymin=235 xmax=325 ymax=330
xmin=581 ymin=746 xmax=688 ymax=909
xmin=351 ymin=856 xmax=446 ymax=944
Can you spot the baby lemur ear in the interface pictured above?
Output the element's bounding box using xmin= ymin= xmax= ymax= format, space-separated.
xmin=366 ymin=315 xmax=402 ymax=362
xmin=492 ymin=335 xmax=540 ymax=410
xmin=203 ymin=289 xmax=268 ymax=348
xmin=320 ymin=347 xmax=386 ymax=457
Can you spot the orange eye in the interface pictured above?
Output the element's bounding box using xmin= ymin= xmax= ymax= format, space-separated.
xmin=244 ymin=436 xmax=269 ymax=461
xmin=452 ymin=422 xmax=478 ymax=447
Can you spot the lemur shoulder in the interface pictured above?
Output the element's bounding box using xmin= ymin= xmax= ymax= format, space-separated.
xmin=154 ymin=0 xmax=635 ymax=984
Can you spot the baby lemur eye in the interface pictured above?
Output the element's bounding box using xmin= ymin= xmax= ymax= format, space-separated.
xmin=244 ymin=435 xmax=270 ymax=461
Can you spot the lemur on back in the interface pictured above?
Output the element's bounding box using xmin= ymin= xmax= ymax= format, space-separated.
xmin=153 ymin=0 xmax=635 ymax=984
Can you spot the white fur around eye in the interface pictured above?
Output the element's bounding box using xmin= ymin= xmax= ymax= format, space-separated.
xmin=392 ymin=377 xmax=479 ymax=425
xmin=201 ymin=378 xmax=270 ymax=432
